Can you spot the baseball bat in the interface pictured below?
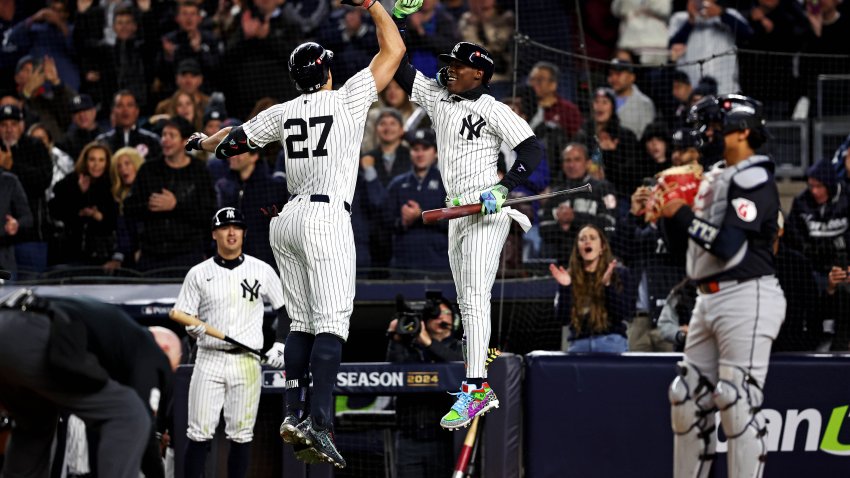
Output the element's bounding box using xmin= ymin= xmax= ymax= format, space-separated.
xmin=451 ymin=348 xmax=502 ymax=477
xmin=452 ymin=415 xmax=480 ymax=478
xmin=168 ymin=309 xmax=265 ymax=360
xmin=465 ymin=415 xmax=485 ymax=478
xmin=421 ymin=183 xmax=592 ymax=224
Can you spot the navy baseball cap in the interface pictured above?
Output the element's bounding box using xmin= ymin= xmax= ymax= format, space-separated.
xmin=609 ymin=58 xmax=635 ymax=73
xmin=15 ymin=55 xmax=34 ymax=75
xmin=70 ymin=94 xmax=96 ymax=114
xmin=177 ymin=58 xmax=202 ymax=76
xmin=439 ymin=42 xmax=495 ymax=84
xmin=202 ymin=107 xmax=226 ymax=125
xmin=407 ymin=128 xmax=436 ymax=148
xmin=0 ymin=104 xmax=23 ymax=121
xmin=212 ymin=207 xmax=247 ymax=230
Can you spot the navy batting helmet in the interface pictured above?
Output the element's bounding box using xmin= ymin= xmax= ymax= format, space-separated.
xmin=211 ymin=207 xmax=247 ymax=231
xmin=439 ymin=42 xmax=495 ymax=84
xmin=288 ymin=42 xmax=334 ymax=93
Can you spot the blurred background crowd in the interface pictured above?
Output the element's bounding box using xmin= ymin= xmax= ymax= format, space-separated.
xmin=0 ymin=0 xmax=848 ymax=355
xmin=0 ymin=0 xmax=848 ymax=476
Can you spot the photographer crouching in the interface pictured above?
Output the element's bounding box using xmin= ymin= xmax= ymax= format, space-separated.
xmin=386 ymin=292 xmax=462 ymax=477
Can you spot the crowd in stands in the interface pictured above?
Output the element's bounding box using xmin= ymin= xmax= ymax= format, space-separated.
xmin=0 ymin=0 xmax=848 ymax=352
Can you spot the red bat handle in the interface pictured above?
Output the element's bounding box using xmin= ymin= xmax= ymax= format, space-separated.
xmin=421 ymin=204 xmax=480 ymax=224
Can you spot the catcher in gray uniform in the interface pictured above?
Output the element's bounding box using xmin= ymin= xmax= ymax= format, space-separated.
xmin=659 ymin=94 xmax=786 ymax=478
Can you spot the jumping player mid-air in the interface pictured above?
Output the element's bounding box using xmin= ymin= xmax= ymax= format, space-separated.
xmin=660 ymin=94 xmax=786 ymax=478
xmin=172 ymin=207 xmax=286 ymax=478
xmin=184 ymin=0 xmax=420 ymax=468
xmin=390 ymin=23 xmax=543 ymax=427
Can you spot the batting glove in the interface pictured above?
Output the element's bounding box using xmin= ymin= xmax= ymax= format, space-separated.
xmin=260 ymin=204 xmax=280 ymax=219
xmin=265 ymin=342 xmax=286 ymax=368
xmin=185 ymin=323 xmax=205 ymax=340
xmin=480 ymin=185 xmax=509 ymax=215
xmin=185 ymin=132 xmax=208 ymax=152
xmin=340 ymin=0 xmax=377 ymax=8
xmin=392 ymin=0 xmax=423 ymax=18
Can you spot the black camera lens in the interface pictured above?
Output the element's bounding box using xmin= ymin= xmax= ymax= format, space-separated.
xmin=396 ymin=312 xmax=422 ymax=338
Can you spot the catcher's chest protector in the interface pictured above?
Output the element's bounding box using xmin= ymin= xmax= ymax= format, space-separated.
xmin=687 ymin=155 xmax=772 ymax=280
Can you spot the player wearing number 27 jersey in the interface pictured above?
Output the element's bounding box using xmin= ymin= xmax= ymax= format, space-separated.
xmin=183 ymin=0 xmax=420 ymax=469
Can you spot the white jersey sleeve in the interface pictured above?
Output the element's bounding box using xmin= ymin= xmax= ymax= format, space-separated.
xmin=243 ymin=103 xmax=287 ymax=149
xmin=410 ymin=70 xmax=444 ymax=118
xmin=338 ymin=68 xmax=378 ymax=124
xmin=490 ymin=101 xmax=535 ymax=150
xmin=174 ymin=265 xmax=203 ymax=317
xmin=263 ymin=265 xmax=285 ymax=309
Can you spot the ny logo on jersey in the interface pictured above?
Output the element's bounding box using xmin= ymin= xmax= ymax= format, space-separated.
xmin=459 ymin=114 xmax=486 ymax=140
xmin=241 ymin=279 xmax=260 ymax=301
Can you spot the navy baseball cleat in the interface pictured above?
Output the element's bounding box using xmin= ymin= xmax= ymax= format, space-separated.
xmin=300 ymin=420 xmax=346 ymax=469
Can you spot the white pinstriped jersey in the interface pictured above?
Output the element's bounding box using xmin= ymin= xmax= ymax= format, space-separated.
xmin=410 ymin=71 xmax=534 ymax=198
xmin=174 ymin=254 xmax=285 ymax=350
xmin=243 ymin=68 xmax=378 ymax=204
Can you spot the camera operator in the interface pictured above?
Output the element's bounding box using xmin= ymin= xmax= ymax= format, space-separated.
xmin=386 ymin=294 xmax=462 ymax=478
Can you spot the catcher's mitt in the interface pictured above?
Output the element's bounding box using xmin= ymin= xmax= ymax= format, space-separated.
xmin=645 ymin=163 xmax=703 ymax=223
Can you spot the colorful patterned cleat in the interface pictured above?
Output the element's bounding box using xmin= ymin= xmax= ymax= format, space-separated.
xmin=440 ymin=381 xmax=500 ymax=430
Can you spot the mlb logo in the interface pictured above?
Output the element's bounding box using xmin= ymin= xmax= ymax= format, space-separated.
xmin=263 ymin=370 xmax=286 ymax=388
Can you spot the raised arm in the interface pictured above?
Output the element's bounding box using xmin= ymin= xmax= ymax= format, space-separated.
xmin=361 ymin=0 xmax=417 ymax=92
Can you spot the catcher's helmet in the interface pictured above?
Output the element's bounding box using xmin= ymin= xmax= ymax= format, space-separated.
xmin=288 ymin=42 xmax=334 ymax=93
xmin=212 ymin=207 xmax=247 ymax=231
xmin=439 ymin=42 xmax=495 ymax=84
xmin=717 ymin=94 xmax=766 ymax=135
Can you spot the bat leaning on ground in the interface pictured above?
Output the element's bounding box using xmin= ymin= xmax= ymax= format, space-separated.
xmin=453 ymin=348 xmax=502 ymax=478
xmin=169 ymin=309 xmax=266 ymax=362
xmin=422 ymin=184 xmax=592 ymax=224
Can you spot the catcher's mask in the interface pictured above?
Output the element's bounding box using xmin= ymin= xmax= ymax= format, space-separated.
xmin=686 ymin=95 xmax=725 ymax=158
xmin=289 ymin=42 xmax=334 ymax=93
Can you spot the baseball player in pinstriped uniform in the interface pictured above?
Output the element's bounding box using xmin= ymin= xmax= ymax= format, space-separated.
xmin=184 ymin=0 xmax=419 ymax=468
xmin=661 ymin=95 xmax=785 ymax=478
xmin=391 ymin=24 xmax=544 ymax=426
xmin=173 ymin=207 xmax=286 ymax=478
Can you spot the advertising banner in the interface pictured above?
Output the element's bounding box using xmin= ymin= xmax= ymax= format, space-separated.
xmin=524 ymin=352 xmax=850 ymax=478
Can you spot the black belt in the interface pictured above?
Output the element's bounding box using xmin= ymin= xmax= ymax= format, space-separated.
xmin=290 ymin=194 xmax=351 ymax=213
xmin=224 ymin=347 xmax=247 ymax=355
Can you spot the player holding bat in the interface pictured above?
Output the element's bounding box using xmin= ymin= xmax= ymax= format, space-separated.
xmin=172 ymin=207 xmax=286 ymax=478
xmin=389 ymin=16 xmax=544 ymax=426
